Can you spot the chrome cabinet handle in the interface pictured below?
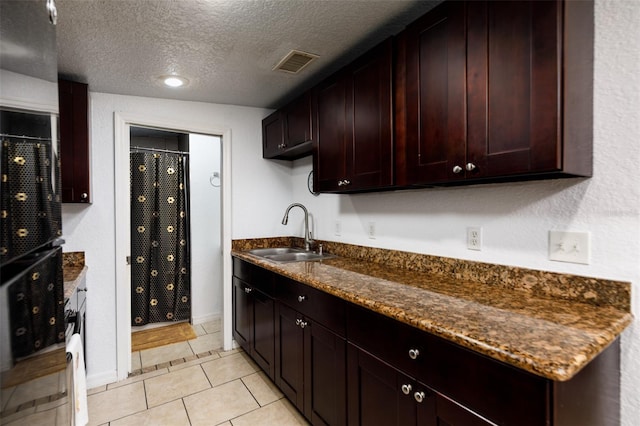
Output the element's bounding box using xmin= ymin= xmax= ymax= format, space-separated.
xmin=337 ymin=180 xmax=344 ymax=186
xmin=401 ymin=384 xmax=412 ymax=395
xmin=244 ymin=287 xmax=252 ymax=294
xmin=414 ymin=391 xmax=425 ymax=403
xmin=466 ymin=163 xmax=477 ymax=171
xmin=408 ymin=348 xmax=420 ymax=360
xmin=47 ymin=0 xmax=58 ymax=25
xmin=299 ymin=321 xmax=308 ymax=329
xmin=81 ymin=192 xmax=88 ymax=200
xmin=337 ymin=179 xmax=351 ymax=187
xmin=295 ymin=318 xmax=302 ymax=326
xmin=297 ymin=295 xmax=306 ymax=302
xmin=452 ymin=165 xmax=463 ymax=174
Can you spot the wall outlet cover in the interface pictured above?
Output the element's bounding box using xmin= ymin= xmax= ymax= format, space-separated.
xmin=467 ymin=227 xmax=482 ymax=251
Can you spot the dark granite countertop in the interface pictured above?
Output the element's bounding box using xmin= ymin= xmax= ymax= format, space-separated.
xmin=63 ymin=252 xmax=87 ymax=301
xmin=232 ymin=238 xmax=632 ymax=382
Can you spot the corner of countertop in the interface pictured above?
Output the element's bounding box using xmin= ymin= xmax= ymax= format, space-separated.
xmin=62 ymin=251 xmax=85 ymax=268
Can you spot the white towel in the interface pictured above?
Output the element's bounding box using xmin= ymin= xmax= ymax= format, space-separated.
xmin=67 ymin=333 xmax=88 ymax=426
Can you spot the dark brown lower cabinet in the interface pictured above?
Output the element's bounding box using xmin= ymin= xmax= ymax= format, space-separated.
xmin=233 ymin=258 xmax=620 ymax=426
xmin=232 ymin=276 xmax=275 ymax=378
xmin=275 ymin=302 xmax=347 ymax=426
xmin=347 ymin=344 xmax=492 ymax=426
xmin=347 ymin=344 xmax=423 ymax=426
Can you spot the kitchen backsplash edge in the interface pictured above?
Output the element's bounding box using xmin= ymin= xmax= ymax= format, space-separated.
xmin=232 ymin=237 xmax=631 ymax=312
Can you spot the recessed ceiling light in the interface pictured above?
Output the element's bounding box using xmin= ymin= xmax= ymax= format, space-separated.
xmin=159 ymin=75 xmax=189 ymax=88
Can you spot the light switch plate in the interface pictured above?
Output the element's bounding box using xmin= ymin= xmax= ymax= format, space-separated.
xmin=549 ymin=231 xmax=590 ymax=264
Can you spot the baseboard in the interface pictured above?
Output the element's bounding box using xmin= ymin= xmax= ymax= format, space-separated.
xmin=87 ymin=369 xmax=118 ymax=389
xmin=192 ymin=312 xmax=221 ymax=325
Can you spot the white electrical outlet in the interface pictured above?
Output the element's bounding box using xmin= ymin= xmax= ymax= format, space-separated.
xmin=368 ymin=222 xmax=376 ymax=239
xmin=549 ymin=231 xmax=590 ymax=264
xmin=334 ymin=220 xmax=341 ymax=236
xmin=467 ymin=227 xmax=482 ymax=251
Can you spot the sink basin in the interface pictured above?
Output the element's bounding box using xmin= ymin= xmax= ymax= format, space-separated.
xmin=263 ymin=252 xmax=335 ymax=263
xmin=248 ymin=247 xmax=307 ymax=256
xmin=247 ymin=247 xmax=335 ymax=263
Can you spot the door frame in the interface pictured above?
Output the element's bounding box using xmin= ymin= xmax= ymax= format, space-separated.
xmin=114 ymin=112 xmax=233 ymax=380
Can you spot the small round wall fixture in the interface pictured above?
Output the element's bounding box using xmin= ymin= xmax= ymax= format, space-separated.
xmin=308 ymin=171 xmax=319 ymax=196
xmin=159 ymin=75 xmax=189 ymax=88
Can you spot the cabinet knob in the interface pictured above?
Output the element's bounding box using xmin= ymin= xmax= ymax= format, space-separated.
xmin=401 ymin=384 xmax=412 ymax=395
xmin=337 ymin=180 xmax=344 ymax=187
xmin=297 ymin=295 xmax=306 ymax=302
xmin=408 ymin=348 xmax=420 ymax=360
xmin=452 ymin=165 xmax=463 ymax=174
xmin=343 ymin=180 xmax=350 ymax=186
xmin=466 ymin=163 xmax=477 ymax=171
xmin=299 ymin=321 xmax=308 ymax=329
xmin=81 ymin=192 xmax=88 ymax=200
xmin=414 ymin=391 xmax=426 ymax=403
xmin=244 ymin=287 xmax=252 ymax=294
xmin=295 ymin=318 xmax=302 ymax=326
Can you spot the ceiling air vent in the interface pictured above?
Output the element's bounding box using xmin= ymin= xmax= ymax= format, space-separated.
xmin=274 ymin=50 xmax=319 ymax=74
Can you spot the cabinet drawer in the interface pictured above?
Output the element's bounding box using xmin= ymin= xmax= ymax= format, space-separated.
xmin=347 ymin=303 xmax=548 ymax=425
xmin=232 ymin=258 xmax=274 ymax=295
xmin=347 ymin=303 xmax=429 ymax=376
xmin=276 ymin=276 xmax=346 ymax=336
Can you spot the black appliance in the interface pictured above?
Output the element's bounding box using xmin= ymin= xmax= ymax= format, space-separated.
xmin=1 ymin=0 xmax=65 ymax=367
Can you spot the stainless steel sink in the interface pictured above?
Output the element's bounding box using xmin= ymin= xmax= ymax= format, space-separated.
xmin=248 ymin=247 xmax=306 ymax=256
xmin=247 ymin=247 xmax=335 ymax=263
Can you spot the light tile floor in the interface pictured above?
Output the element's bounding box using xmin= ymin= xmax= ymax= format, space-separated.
xmin=2 ymin=319 xmax=310 ymax=425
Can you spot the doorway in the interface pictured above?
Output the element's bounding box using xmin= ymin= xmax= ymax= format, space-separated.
xmin=129 ymin=127 xmax=192 ymax=329
xmin=114 ymin=112 xmax=233 ymax=381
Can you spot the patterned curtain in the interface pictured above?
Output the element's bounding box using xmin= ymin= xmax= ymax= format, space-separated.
xmin=7 ymin=247 xmax=65 ymax=358
xmin=1 ymin=137 xmax=62 ymax=263
xmin=130 ymin=152 xmax=190 ymax=326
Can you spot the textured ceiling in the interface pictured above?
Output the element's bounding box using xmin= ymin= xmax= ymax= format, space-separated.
xmin=55 ymin=0 xmax=439 ymax=108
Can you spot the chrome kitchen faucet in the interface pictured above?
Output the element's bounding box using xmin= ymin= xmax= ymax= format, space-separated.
xmin=281 ymin=203 xmax=314 ymax=251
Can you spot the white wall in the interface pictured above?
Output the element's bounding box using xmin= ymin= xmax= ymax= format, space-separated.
xmin=61 ymin=92 xmax=290 ymax=386
xmin=189 ymin=134 xmax=223 ymax=323
xmin=288 ymin=2 xmax=639 ymax=424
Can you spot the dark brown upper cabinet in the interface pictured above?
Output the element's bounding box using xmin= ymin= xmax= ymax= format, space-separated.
xmin=262 ymin=92 xmax=313 ymax=160
xmin=314 ymin=38 xmax=394 ymax=193
xmin=58 ymin=79 xmax=91 ymax=203
xmin=398 ymin=0 xmax=593 ymax=187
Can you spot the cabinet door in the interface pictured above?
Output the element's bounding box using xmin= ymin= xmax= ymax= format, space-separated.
xmin=347 ymin=344 xmax=431 ymax=426
xmin=59 ymin=79 xmax=91 ymax=203
xmin=305 ymin=321 xmax=346 ymax=426
xmin=252 ymin=288 xmax=275 ymax=379
xmin=434 ymin=393 xmax=494 ymax=426
xmin=314 ymin=73 xmax=348 ymax=192
xmin=315 ymin=39 xmax=394 ymax=193
xmin=275 ymin=302 xmax=305 ymax=410
xmin=232 ymin=277 xmax=252 ymax=352
xmin=262 ymin=110 xmax=284 ymax=159
xmin=283 ymin=92 xmax=313 ymax=148
xmin=466 ymin=0 xmax=561 ymax=178
xmin=402 ymin=1 xmax=467 ymax=185
xmin=346 ymin=38 xmax=394 ymax=191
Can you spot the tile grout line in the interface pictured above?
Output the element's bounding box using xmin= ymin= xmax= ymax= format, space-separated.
xmin=181 ymin=397 xmax=193 ymax=426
